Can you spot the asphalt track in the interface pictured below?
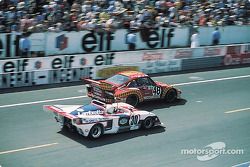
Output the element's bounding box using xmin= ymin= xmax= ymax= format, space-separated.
xmin=0 ymin=67 xmax=250 ymax=167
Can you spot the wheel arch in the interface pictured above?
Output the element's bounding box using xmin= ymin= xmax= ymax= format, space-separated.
xmin=161 ymin=87 xmax=177 ymax=98
xmin=142 ymin=116 xmax=155 ymax=129
xmin=88 ymin=123 xmax=105 ymax=139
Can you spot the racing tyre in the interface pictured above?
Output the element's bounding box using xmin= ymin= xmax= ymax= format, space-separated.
xmin=142 ymin=117 xmax=154 ymax=129
xmin=126 ymin=95 xmax=139 ymax=107
xmin=165 ymin=89 xmax=177 ymax=103
xmin=89 ymin=124 xmax=103 ymax=139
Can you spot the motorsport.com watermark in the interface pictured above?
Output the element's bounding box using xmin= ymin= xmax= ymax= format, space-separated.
xmin=181 ymin=142 xmax=244 ymax=161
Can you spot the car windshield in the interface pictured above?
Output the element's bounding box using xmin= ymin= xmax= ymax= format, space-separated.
xmin=105 ymin=74 xmax=130 ymax=85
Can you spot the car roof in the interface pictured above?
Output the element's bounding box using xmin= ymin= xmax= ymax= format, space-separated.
xmin=118 ymin=71 xmax=148 ymax=79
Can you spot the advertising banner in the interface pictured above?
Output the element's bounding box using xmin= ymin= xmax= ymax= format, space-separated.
xmin=0 ymin=67 xmax=93 ymax=89
xmin=203 ymin=47 xmax=226 ymax=57
xmin=2 ymin=44 xmax=250 ymax=89
xmin=139 ymin=59 xmax=182 ymax=74
xmin=0 ymin=49 xmax=176 ymax=73
xmin=0 ymin=72 xmax=33 ymax=88
xmin=48 ymin=67 xmax=92 ymax=83
xmin=175 ymin=49 xmax=193 ymax=59
xmin=2 ymin=44 xmax=249 ymax=74
xmin=0 ymin=33 xmax=46 ymax=59
xmin=33 ymin=70 xmax=49 ymax=85
xmin=1 ymin=26 xmax=250 ymax=58
xmin=45 ymin=27 xmax=190 ymax=56
xmin=223 ymin=44 xmax=250 ymax=65
xmin=0 ymin=34 xmax=6 ymax=59
xmin=35 ymin=26 xmax=250 ymax=56
xmin=92 ymin=59 xmax=182 ymax=79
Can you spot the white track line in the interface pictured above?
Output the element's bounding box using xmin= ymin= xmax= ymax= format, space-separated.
xmin=0 ymin=143 xmax=58 ymax=155
xmin=0 ymin=95 xmax=87 ymax=108
xmin=225 ymin=107 xmax=250 ymax=114
xmin=172 ymin=74 xmax=250 ymax=86
xmin=231 ymin=161 xmax=250 ymax=167
xmin=0 ymin=74 xmax=250 ymax=109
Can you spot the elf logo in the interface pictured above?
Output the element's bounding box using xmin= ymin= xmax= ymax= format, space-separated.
xmin=56 ymin=34 xmax=68 ymax=50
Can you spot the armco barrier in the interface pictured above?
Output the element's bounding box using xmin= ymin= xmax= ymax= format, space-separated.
xmin=181 ymin=56 xmax=224 ymax=70
xmin=0 ymin=43 xmax=249 ymax=89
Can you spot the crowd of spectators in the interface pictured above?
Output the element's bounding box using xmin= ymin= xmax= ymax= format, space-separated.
xmin=0 ymin=0 xmax=249 ymax=33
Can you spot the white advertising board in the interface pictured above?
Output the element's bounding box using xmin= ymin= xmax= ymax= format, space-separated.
xmin=1 ymin=26 xmax=250 ymax=58
xmin=0 ymin=49 xmax=177 ymax=73
xmin=92 ymin=59 xmax=182 ymax=79
xmin=0 ymin=34 xmax=6 ymax=59
xmin=45 ymin=27 xmax=190 ymax=55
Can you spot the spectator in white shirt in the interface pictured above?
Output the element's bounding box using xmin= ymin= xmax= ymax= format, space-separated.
xmin=190 ymin=30 xmax=200 ymax=48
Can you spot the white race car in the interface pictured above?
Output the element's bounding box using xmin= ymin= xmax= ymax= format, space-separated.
xmin=44 ymin=100 xmax=164 ymax=139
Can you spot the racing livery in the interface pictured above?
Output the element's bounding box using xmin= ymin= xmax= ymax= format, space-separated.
xmin=84 ymin=71 xmax=181 ymax=106
xmin=44 ymin=100 xmax=163 ymax=139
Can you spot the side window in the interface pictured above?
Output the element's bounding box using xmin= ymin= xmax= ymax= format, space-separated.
xmin=127 ymin=80 xmax=138 ymax=88
xmin=136 ymin=77 xmax=154 ymax=86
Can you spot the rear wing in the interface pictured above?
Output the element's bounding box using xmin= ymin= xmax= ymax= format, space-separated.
xmin=84 ymin=78 xmax=115 ymax=91
xmin=83 ymin=78 xmax=100 ymax=85
xmin=43 ymin=105 xmax=76 ymax=119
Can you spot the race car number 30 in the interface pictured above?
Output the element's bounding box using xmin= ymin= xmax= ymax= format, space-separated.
xmin=130 ymin=115 xmax=140 ymax=125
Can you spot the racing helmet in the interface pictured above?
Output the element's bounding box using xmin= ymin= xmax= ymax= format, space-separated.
xmin=106 ymin=104 xmax=115 ymax=114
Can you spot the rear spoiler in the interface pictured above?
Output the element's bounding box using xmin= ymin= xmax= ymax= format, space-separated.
xmin=83 ymin=78 xmax=100 ymax=85
xmin=43 ymin=105 xmax=76 ymax=119
xmin=83 ymin=78 xmax=115 ymax=91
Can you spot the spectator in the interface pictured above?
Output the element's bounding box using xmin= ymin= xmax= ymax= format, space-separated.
xmin=190 ymin=29 xmax=200 ymax=48
xmin=130 ymin=18 xmax=141 ymax=30
xmin=212 ymin=27 xmax=221 ymax=45
xmin=19 ymin=32 xmax=31 ymax=57
xmin=0 ymin=0 xmax=249 ymax=33
xmin=126 ymin=30 xmax=136 ymax=50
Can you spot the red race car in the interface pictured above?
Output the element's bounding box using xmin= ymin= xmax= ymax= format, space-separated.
xmin=84 ymin=71 xmax=181 ymax=106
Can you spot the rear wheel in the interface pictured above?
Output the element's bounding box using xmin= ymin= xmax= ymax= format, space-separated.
xmin=165 ymin=89 xmax=177 ymax=103
xmin=89 ymin=124 xmax=103 ymax=139
xmin=126 ymin=95 xmax=139 ymax=107
xmin=142 ymin=117 xmax=154 ymax=129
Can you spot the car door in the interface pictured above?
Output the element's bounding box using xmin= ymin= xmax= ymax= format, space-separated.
xmin=135 ymin=77 xmax=162 ymax=100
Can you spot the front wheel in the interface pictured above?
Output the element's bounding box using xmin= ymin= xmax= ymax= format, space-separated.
xmin=142 ymin=117 xmax=154 ymax=129
xmin=126 ymin=95 xmax=139 ymax=107
xmin=165 ymin=89 xmax=177 ymax=103
xmin=89 ymin=124 xmax=103 ymax=139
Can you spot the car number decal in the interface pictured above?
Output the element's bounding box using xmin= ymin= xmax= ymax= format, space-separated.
xmin=130 ymin=115 xmax=140 ymax=125
xmin=153 ymin=86 xmax=161 ymax=96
